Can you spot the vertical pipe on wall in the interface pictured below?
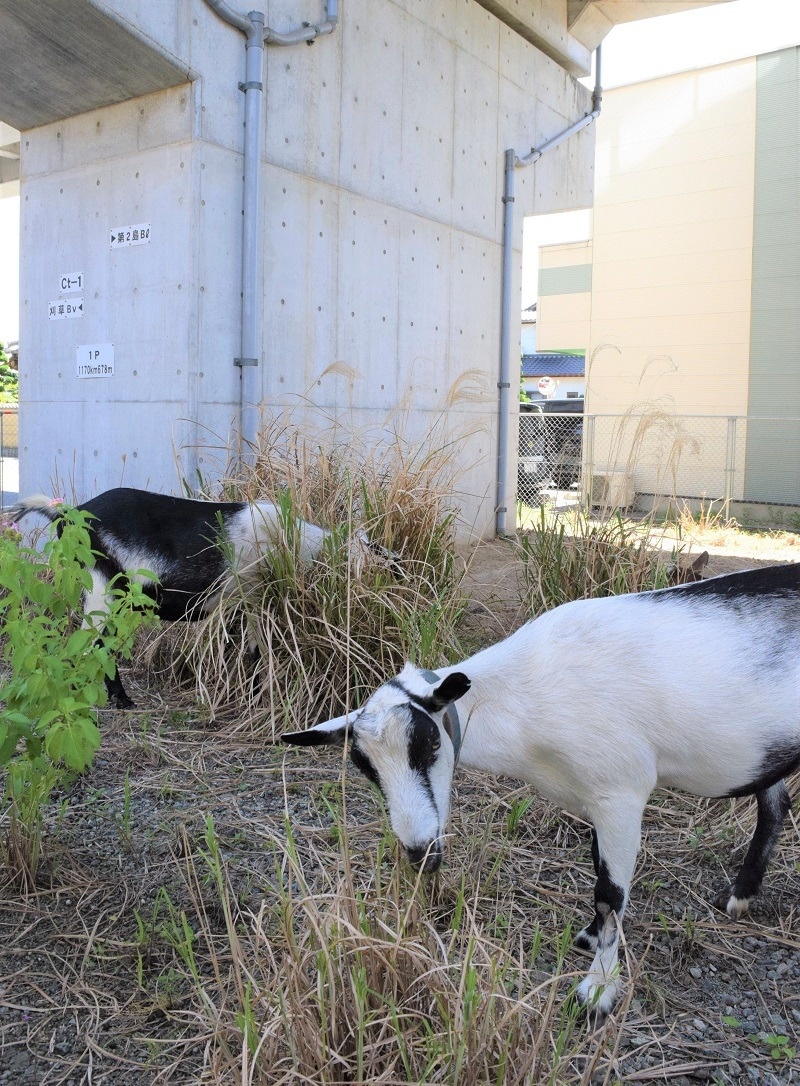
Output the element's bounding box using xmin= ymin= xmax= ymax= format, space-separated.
xmin=724 ymin=415 xmax=737 ymax=516
xmin=496 ymin=47 xmax=602 ymax=535
xmin=203 ymin=1 xmax=339 ymax=467
xmin=236 ymin=11 xmax=265 ymax=464
xmin=496 ymin=149 xmax=517 ymax=536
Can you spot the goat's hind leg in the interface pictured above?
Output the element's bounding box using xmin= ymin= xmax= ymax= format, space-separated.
xmin=103 ymin=663 xmax=134 ymax=709
xmin=713 ymin=780 xmax=791 ymax=920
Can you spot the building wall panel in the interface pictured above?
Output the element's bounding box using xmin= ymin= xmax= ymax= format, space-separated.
xmin=18 ymin=0 xmax=597 ymax=534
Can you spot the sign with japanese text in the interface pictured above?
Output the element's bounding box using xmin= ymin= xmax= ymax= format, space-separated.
xmin=49 ymin=298 xmax=84 ymax=320
xmin=76 ymin=343 xmax=115 ymax=379
xmin=110 ymin=223 xmax=151 ymax=249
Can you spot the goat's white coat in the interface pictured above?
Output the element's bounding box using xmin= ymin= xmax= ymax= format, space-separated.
xmin=286 ymin=565 xmax=800 ymax=1017
xmin=452 ymin=594 xmax=797 ymax=806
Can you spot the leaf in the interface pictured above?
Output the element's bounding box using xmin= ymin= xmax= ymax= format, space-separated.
xmin=0 ymin=728 xmax=21 ymax=764
xmin=45 ymin=716 xmax=101 ymax=773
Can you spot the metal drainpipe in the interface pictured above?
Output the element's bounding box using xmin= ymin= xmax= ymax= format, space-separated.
xmin=496 ymin=46 xmax=602 ymax=536
xmin=203 ymin=1 xmax=340 ymax=466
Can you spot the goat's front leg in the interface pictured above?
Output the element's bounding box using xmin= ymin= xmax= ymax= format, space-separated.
xmin=575 ymin=800 xmax=644 ymax=1021
xmin=713 ymin=781 xmax=791 ymax=919
xmin=83 ymin=571 xmax=134 ymax=709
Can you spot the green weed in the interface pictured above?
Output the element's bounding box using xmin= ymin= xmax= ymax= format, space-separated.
xmin=0 ymin=510 xmax=157 ymax=882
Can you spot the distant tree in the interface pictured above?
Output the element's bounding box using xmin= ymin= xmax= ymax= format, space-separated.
xmin=0 ymin=342 xmax=19 ymax=403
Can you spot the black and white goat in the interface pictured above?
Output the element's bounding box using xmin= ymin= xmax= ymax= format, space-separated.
xmin=10 ymin=487 xmax=384 ymax=708
xmin=284 ymin=563 xmax=800 ymax=1019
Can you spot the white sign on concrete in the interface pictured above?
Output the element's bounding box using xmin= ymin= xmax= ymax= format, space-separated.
xmin=49 ymin=298 xmax=84 ymax=320
xmin=59 ymin=272 xmax=84 ymax=293
xmin=110 ymin=223 xmax=151 ymax=249
xmin=76 ymin=343 xmax=115 ymax=379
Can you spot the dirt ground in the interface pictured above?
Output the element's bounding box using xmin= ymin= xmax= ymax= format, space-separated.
xmin=0 ymin=523 xmax=797 ymax=1084
xmin=461 ymin=522 xmax=800 ymax=639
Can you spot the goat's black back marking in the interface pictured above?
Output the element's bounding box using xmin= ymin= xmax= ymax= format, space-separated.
xmin=81 ymin=488 xmax=245 ymax=565
xmin=80 ymin=489 xmax=242 ymax=622
xmin=651 ymin=562 xmax=800 ymax=603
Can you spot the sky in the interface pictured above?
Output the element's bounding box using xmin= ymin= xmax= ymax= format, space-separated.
xmin=1 ymin=0 xmax=800 ymax=342
xmin=0 ymin=195 xmax=19 ymax=346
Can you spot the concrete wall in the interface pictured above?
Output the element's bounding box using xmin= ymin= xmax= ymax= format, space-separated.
xmin=18 ymin=0 xmax=595 ymax=534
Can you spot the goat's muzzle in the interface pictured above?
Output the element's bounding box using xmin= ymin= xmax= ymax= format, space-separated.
xmin=406 ymin=840 xmax=443 ymax=874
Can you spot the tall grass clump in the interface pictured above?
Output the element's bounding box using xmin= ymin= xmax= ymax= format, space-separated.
xmin=131 ymin=796 xmax=629 ymax=1085
xmin=162 ymin=404 xmax=474 ymax=736
xmin=518 ymin=505 xmax=683 ymax=618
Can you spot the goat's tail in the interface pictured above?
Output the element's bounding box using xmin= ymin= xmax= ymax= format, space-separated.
xmin=5 ymin=494 xmax=66 ymax=524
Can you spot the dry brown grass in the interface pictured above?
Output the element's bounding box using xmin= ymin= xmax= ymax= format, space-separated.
xmin=1 ymin=713 xmax=796 ymax=1084
xmin=144 ymin=402 xmax=477 ymax=739
xmin=1 ymin=406 xmax=797 ymax=1083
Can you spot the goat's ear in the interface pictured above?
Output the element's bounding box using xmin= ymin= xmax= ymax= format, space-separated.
xmin=282 ymin=712 xmax=355 ymax=747
xmin=429 ymin=672 xmax=471 ymax=712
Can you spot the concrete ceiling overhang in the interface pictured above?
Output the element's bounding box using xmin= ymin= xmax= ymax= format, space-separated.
xmin=568 ymin=0 xmax=734 ymax=55
xmin=477 ymin=0 xmax=731 ymax=76
xmin=0 ymin=0 xmax=191 ymax=132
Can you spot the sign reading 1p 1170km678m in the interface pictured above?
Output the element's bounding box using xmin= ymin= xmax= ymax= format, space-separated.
xmin=76 ymin=343 xmax=115 ymax=379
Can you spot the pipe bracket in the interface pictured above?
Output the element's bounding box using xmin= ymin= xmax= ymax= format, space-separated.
xmin=234 ymin=357 xmax=259 ymax=367
xmin=238 ymin=81 xmax=263 ymax=92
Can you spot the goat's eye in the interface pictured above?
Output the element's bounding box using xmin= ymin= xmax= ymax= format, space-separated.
xmin=432 ymin=736 xmax=440 ymax=752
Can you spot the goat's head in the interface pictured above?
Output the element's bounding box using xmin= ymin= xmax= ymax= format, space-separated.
xmin=282 ymin=664 xmax=470 ymax=873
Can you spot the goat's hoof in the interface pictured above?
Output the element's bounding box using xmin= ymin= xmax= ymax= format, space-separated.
xmin=110 ymin=694 xmax=136 ymax=710
xmin=713 ymin=887 xmax=751 ymax=920
xmin=576 ymin=977 xmax=618 ymax=1025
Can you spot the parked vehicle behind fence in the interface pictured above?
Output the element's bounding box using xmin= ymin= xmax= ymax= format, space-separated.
xmin=518 ymin=399 xmax=584 ymax=502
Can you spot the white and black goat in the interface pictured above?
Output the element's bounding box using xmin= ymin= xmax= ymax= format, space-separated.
xmin=9 ymin=486 xmax=387 ymax=708
xmin=284 ymin=563 xmax=800 ymax=1019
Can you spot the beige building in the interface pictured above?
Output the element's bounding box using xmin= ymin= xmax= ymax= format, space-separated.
xmin=536 ymin=46 xmax=800 ymax=511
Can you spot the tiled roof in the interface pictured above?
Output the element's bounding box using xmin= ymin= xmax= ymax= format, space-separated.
xmin=522 ymin=352 xmax=585 ymax=377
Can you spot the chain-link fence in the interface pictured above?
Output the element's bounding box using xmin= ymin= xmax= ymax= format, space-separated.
xmin=1 ymin=407 xmax=19 ymax=511
xmin=1 ymin=407 xmax=18 ymax=457
xmin=518 ymin=409 xmax=800 ymax=522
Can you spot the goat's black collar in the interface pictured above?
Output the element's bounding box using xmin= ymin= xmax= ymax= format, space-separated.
xmin=419 ymin=669 xmax=462 ymax=765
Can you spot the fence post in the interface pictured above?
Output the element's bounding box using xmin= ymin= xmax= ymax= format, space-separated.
xmin=582 ymin=413 xmax=596 ymax=512
xmin=724 ymin=416 xmax=737 ymax=516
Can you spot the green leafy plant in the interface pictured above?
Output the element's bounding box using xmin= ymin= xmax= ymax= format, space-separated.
xmin=0 ymin=509 xmax=158 ymax=882
xmin=748 ymin=1032 xmax=797 ymax=1063
xmin=0 ymin=342 xmax=17 ymax=404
